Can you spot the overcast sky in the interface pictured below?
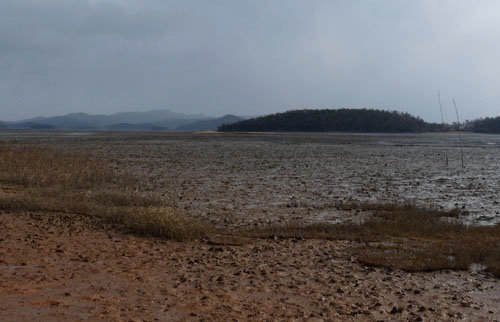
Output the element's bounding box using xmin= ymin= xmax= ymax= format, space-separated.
xmin=1 ymin=0 xmax=500 ymax=122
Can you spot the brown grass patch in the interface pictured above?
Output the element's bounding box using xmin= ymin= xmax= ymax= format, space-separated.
xmin=0 ymin=144 xmax=210 ymax=241
xmin=246 ymin=203 xmax=500 ymax=276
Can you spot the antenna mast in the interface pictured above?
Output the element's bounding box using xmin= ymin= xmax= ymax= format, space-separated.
xmin=437 ymin=90 xmax=448 ymax=167
xmin=452 ymin=98 xmax=465 ymax=167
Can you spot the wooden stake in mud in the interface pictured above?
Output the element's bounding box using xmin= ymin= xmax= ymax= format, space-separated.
xmin=452 ymin=98 xmax=465 ymax=167
xmin=437 ymin=90 xmax=448 ymax=167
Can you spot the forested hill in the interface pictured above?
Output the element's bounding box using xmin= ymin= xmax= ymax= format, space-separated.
xmin=218 ymin=109 xmax=439 ymax=133
xmin=465 ymin=117 xmax=500 ymax=134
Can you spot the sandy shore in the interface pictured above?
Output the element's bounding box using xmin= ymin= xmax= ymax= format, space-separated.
xmin=2 ymin=210 xmax=500 ymax=321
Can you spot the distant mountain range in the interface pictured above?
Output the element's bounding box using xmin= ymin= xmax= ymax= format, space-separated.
xmin=17 ymin=108 xmax=500 ymax=134
xmin=1 ymin=110 xmax=247 ymax=132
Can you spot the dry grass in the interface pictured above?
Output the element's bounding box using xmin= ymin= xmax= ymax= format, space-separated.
xmin=247 ymin=203 xmax=500 ymax=277
xmin=0 ymin=145 xmax=115 ymax=188
xmin=0 ymin=144 xmax=210 ymax=241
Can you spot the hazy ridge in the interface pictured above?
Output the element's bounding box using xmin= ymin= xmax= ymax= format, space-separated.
xmin=1 ymin=110 xmax=245 ymax=132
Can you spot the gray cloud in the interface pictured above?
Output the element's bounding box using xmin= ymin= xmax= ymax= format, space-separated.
xmin=1 ymin=0 xmax=500 ymax=122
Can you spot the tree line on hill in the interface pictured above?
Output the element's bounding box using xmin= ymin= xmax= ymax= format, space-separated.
xmin=463 ymin=117 xmax=500 ymax=134
xmin=218 ymin=109 xmax=442 ymax=133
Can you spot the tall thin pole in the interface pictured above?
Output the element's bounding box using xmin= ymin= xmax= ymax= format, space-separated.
xmin=438 ymin=90 xmax=448 ymax=167
xmin=452 ymin=98 xmax=464 ymax=167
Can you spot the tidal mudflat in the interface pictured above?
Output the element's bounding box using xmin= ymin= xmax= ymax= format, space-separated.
xmin=2 ymin=131 xmax=500 ymax=321
xmin=11 ymin=131 xmax=499 ymax=227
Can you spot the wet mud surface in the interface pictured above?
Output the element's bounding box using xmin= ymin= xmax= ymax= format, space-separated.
xmin=5 ymin=131 xmax=499 ymax=227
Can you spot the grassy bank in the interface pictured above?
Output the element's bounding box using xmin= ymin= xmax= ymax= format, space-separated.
xmin=0 ymin=144 xmax=209 ymax=241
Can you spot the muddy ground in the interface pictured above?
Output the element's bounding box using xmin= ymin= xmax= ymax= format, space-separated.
xmin=1 ymin=210 xmax=500 ymax=321
xmin=2 ymin=131 xmax=500 ymax=321
xmin=5 ymin=131 xmax=499 ymax=226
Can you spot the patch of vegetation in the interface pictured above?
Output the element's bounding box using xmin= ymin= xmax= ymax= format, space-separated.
xmin=218 ymin=109 xmax=441 ymax=133
xmin=0 ymin=144 xmax=210 ymax=241
xmin=246 ymin=202 xmax=500 ymax=277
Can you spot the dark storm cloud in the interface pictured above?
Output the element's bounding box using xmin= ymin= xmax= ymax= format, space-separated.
xmin=1 ymin=0 xmax=500 ymax=121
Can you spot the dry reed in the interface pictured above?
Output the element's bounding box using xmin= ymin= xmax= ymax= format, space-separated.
xmin=0 ymin=144 xmax=210 ymax=241
xmin=246 ymin=202 xmax=500 ymax=277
